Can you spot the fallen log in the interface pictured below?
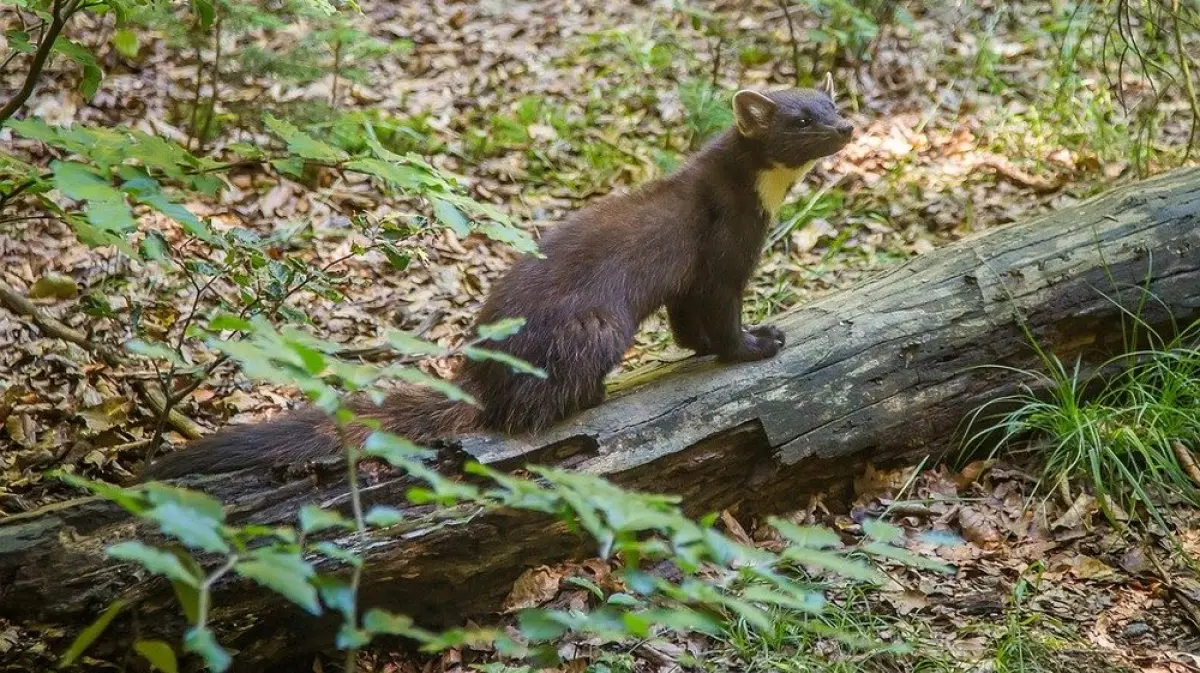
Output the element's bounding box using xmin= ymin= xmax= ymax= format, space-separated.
xmin=2 ymin=167 xmax=1199 ymax=669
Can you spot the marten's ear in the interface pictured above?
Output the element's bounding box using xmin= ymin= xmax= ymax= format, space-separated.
xmin=822 ymin=72 xmax=836 ymax=99
xmin=732 ymin=90 xmax=777 ymax=138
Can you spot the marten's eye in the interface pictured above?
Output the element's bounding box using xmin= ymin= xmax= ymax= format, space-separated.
xmin=792 ymin=117 xmax=811 ymax=129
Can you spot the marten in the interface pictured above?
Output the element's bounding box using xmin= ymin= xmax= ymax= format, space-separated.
xmin=146 ymin=85 xmax=854 ymax=479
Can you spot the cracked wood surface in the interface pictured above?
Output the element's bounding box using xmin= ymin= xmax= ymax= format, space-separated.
xmin=1 ymin=167 xmax=1198 ymax=670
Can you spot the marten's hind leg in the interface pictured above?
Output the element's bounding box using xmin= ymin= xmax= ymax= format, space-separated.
xmin=483 ymin=309 xmax=631 ymax=435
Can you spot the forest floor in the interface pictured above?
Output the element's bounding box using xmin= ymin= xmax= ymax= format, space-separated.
xmin=2 ymin=0 xmax=1199 ymax=670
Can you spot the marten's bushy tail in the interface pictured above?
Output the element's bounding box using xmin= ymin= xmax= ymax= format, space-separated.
xmin=144 ymin=385 xmax=479 ymax=480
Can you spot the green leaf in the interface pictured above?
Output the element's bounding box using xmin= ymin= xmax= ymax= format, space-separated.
xmin=172 ymin=579 xmax=202 ymax=625
xmin=605 ymin=592 xmax=639 ymax=606
xmin=125 ymin=338 xmax=185 ymax=366
xmin=463 ymin=346 xmax=546 ymax=378
xmin=344 ymin=157 xmax=429 ymax=191
xmin=432 ymin=198 xmax=470 ymax=237
xmin=112 ymin=29 xmax=139 ymax=58
xmin=862 ymin=541 xmax=954 ymax=574
xmin=207 ymin=313 xmax=252 ymax=333
xmin=52 ymin=39 xmax=104 ymax=98
xmin=781 ymin=547 xmax=882 ymax=583
xmin=364 ymin=505 xmax=404 ymax=528
xmin=184 ymin=627 xmax=231 ymax=673
xmin=148 ymin=501 xmax=229 ymax=554
xmin=59 ymin=599 xmax=128 ymax=668
xmin=362 ymin=608 xmax=421 ymax=638
xmin=263 ymin=114 xmax=347 ymax=163
xmin=52 ymin=161 xmax=136 ymax=234
xmin=141 ymin=230 xmax=170 ymax=262
xmin=122 ymin=175 xmax=214 ymax=242
xmin=312 ymin=541 xmax=362 ymax=568
xmin=28 ymin=273 xmax=78 ymax=300
xmin=107 ymin=541 xmax=201 ymax=587
xmin=363 ymin=431 xmax=433 ymax=467
xmin=739 ymin=585 xmax=825 ymax=613
xmin=862 ymin=518 xmax=903 ymax=545
xmin=336 ymin=624 xmax=371 ymax=650
xmin=191 ymin=0 xmax=214 ymax=28
xmin=144 ymin=483 xmax=226 ymax=521
xmin=475 ymin=317 xmax=525 ymax=341
xmin=271 ymin=157 xmax=305 ymax=178
xmin=313 ymin=576 xmax=356 ymax=619
xmin=234 ymin=551 xmax=321 ymax=615
xmin=478 ymin=221 xmax=538 ymax=255
xmin=56 ymin=471 xmax=150 ymax=514
xmin=770 ymin=518 xmax=841 ymax=549
xmin=5 ymin=30 xmax=34 ymax=54
xmin=381 ymin=244 xmax=410 ymax=270
xmin=134 ymin=640 xmax=178 ymax=673
xmin=515 ymin=610 xmax=568 ymax=641
xmin=298 ymin=504 xmax=352 ymax=534
xmin=384 ymin=331 xmax=444 ymax=357
xmin=8 ymin=117 xmax=61 ymax=144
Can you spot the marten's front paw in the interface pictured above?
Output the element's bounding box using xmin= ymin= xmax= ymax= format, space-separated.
xmin=748 ymin=324 xmax=785 ymax=349
xmin=720 ymin=328 xmax=783 ymax=362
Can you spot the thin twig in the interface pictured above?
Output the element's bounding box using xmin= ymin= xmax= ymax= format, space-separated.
xmin=331 ymin=39 xmax=342 ymax=107
xmin=186 ymin=24 xmax=209 ymax=151
xmin=775 ymin=0 xmax=802 ymax=87
xmin=709 ymin=34 xmax=723 ymax=90
xmin=0 ymin=178 xmax=40 ymax=213
xmin=196 ymin=15 xmax=223 ymax=153
xmin=0 ymin=0 xmax=81 ymax=126
xmin=1171 ymin=0 xmax=1200 ymax=162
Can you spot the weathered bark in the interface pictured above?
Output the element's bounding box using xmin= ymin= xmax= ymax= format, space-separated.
xmin=2 ymin=168 xmax=1199 ymax=670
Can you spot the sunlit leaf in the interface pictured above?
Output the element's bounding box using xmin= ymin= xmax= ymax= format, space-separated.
xmin=432 ymin=198 xmax=470 ymax=237
xmin=148 ymin=502 xmax=229 ymax=554
xmin=125 ymin=338 xmax=184 ymax=366
xmin=474 ymin=318 xmax=525 ymax=342
xmin=234 ymin=550 xmax=321 ymax=615
xmin=107 ymin=541 xmax=201 ymax=587
xmin=134 ymin=640 xmax=178 ymax=673
xmin=298 ymin=504 xmax=352 ymax=534
xmin=184 ymin=627 xmax=230 ymax=673
xmin=53 ymin=39 xmax=104 ymax=98
xmin=364 ymin=505 xmax=404 ymax=528
xmin=264 ymin=114 xmax=347 ymax=163
xmin=862 ymin=518 xmax=903 ymax=545
xmin=463 ymin=346 xmax=546 ymax=378
xmin=59 ymin=599 xmax=128 ymax=668
xmin=112 ymin=30 xmax=139 ymax=58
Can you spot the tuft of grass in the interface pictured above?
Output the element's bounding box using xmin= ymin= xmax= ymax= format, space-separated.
xmin=990 ymin=566 xmax=1057 ymax=673
xmin=965 ymin=308 xmax=1200 ymax=527
xmin=678 ymin=78 xmax=732 ymax=149
xmin=712 ymin=583 xmax=953 ymax=673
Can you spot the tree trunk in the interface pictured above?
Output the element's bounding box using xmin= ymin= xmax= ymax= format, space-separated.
xmin=2 ymin=168 xmax=1199 ymax=670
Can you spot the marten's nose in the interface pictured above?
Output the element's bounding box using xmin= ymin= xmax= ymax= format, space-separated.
xmin=836 ymin=121 xmax=854 ymax=138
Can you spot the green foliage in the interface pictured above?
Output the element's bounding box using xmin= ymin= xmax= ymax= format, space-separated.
xmin=677 ymin=78 xmax=731 ymax=148
xmin=59 ymin=599 xmax=129 ymax=669
xmin=134 ymin=639 xmax=179 ymax=673
xmin=54 ymin=311 xmax=950 ymax=670
xmin=966 ymin=305 xmax=1200 ymax=527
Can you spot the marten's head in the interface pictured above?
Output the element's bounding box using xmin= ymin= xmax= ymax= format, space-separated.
xmin=731 ymin=82 xmax=853 ymax=167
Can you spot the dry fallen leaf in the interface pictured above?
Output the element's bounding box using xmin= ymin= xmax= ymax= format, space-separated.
xmin=720 ymin=509 xmax=754 ymax=546
xmin=502 ymin=565 xmax=565 ymax=613
xmin=957 ymin=506 xmax=1003 ymax=548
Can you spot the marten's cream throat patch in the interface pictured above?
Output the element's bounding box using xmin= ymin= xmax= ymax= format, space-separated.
xmin=756 ymin=160 xmax=815 ymax=219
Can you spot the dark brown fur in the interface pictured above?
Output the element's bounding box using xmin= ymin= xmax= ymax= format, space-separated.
xmin=146 ymin=87 xmax=853 ymax=479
